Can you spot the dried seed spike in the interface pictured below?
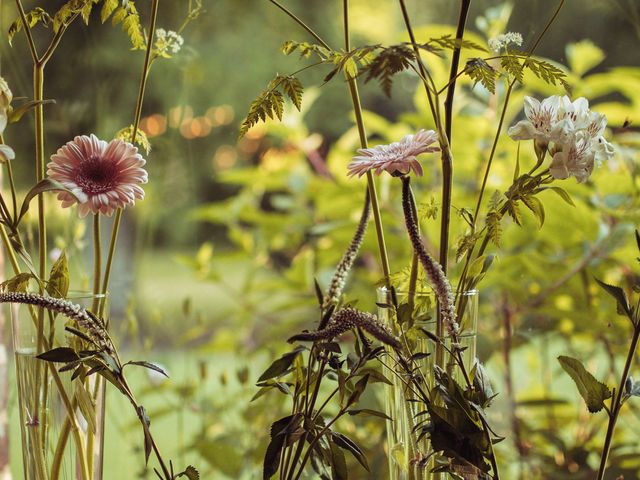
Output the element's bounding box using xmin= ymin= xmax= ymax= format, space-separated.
xmin=289 ymin=307 xmax=401 ymax=349
xmin=0 ymin=292 xmax=113 ymax=353
xmin=322 ymin=191 xmax=371 ymax=313
xmin=401 ymin=176 xmax=458 ymax=336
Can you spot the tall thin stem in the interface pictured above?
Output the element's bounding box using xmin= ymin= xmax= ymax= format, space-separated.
xmin=444 ymin=0 xmax=471 ymax=145
xmin=344 ymin=3 xmax=391 ymax=288
xmin=101 ymin=0 xmax=160 ymax=307
xmin=596 ymin=315 xmax=640 ymax=480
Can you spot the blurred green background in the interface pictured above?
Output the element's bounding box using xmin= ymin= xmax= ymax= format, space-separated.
xmin=1 ymin=0 xmax=640 ymax=478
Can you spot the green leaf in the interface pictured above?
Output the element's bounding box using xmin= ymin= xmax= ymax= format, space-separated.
xmin=114 ymin=124 xmax=151 ymax=155
xmin=522 ymin=195 xmax=545 ymax=227
xmin=347 ymin=408 xmax=392 ymax=421
xmin=75 ymin=380 xmax=96 ymax=433
xmin=522 ymin=56 xmax=569 ymax=90
xmin=111 ymin=4 xmax=145 ymax=49
xmin=8 ymin=7 xmax=51 ymax=46
xmin=257 ymin=346 xmax=305 ymax=382
xmin=46 ymin=251 xmax=69 ymax=298
xmin=465 ymin=58 xmax=496 ymax=94
xmin=332 ymin=432 xmax=370 ymax=471
xmin=125 ymin=361 xmax=169 ymax=378
xmin=17 ymin=179 xmax=80 ymax=225
xmin=330 ymin=440 xmax=348 ymax=480
xmin=177 ymin=466 xmax=200 ymax=479
xmin=137 ymin=405 xmax=153 ymax=464
xmin=8 ymin=99 xmax=55 ymax=124
xmin=557 ymin=355 xmax=611 ymax=413
xmin=36 ymin=347 xmax=80 ymax=363
xmin=263 ymin=414 xmax=303 ymax=479
xmin=1 ymin=272 xmax=34 ymax=293
xmin=346 ymin=373 xmax=369 ymax=406
xmin=595 ymin=278 xmax=632 ymax=318
xmin=360 ymin=44 xmax=413 ymax=97
xmin=281 ymin=76 xmax=303 ymax=110
xmin=239 ymin=74 xmax=302 ymax=138
xmin=100 ymin=0 xmax=119 ymax=23
xmin=566 ymin=40 xmax=605 ymax=76
xmin=539 ymin=186 xmax=575 ymax=207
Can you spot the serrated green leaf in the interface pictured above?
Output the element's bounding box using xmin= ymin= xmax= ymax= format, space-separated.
xmin=558 ymin=355 xmax=611 ymax=413
xmin=595 ymin=278 xmax=632 ymax=317
xmin=46 ymin=251 xmax=69 ymax=298
xmin=465 ymin=58 xmax=496 ymax=93
xmin=100 ymin=0 xmax=118 ymax=23
xmin=114 ymin=124 xmax=151 ymax=155
xmin=522 ymin=195 xmax=545 ymax=227
xmin=8 ymin=7 xmax=51 ymax=46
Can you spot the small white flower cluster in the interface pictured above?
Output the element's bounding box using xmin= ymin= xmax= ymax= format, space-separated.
xmin=0 ymin=77 xmax=14 ymax=163
xmin=154 ymin=28 xmax=184 ymax=57
xmin=508 ymin=95 xmax=615 ymax=183
xmin=488 ymin=31 xmax=523 ymax=52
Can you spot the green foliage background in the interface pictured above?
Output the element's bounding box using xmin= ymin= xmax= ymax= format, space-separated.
xmin=1 ymin=0 xmax=640 ymax=478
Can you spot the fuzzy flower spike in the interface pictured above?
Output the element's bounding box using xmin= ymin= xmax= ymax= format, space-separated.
xmin=347 ymin=129 xmax=439 ymax=178
xmin=47 ymin=134 xmax=148 ymax=217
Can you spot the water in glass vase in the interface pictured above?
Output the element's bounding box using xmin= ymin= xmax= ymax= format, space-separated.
xmin=15 ymin=348 xmax=51 ymax=480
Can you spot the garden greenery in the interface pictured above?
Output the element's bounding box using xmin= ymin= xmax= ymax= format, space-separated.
xmin=0 ymin=1 xmax=639 ymax=479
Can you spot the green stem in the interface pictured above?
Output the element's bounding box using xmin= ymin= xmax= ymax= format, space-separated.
xmin=92 ymin=214 xmax=101 ymax=312
xmin=100 ymin=0 xmax=160 ymax=310
xmin=444 ymin=0 xmax=471 ymax=144
xmin=596 ymin=316 xmax=640 ymax=480
xmin=267 ymin=0 xmax=331 ymax=49
xmin=97 ymin=2 xmax=161 ymax=475
xmin=344 ymin=23 xmax=391 ymax=288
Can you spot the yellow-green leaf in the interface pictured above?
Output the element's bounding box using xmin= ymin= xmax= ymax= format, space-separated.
xmin=46 ymin=251 xmax=69 ymax=298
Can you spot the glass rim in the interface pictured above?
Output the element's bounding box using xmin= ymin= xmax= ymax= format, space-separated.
xmin=64 ymin=290 xmax=109 ymax=299
xmin=376 ymin=285 xmax=478 ymax=296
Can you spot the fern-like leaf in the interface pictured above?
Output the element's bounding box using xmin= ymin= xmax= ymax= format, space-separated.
xmin=420 ymin=34 xmax=488 ymax=55
xmin=114 ymin=125 xmax=152 ymax=155
xmin=281 ymin=40 xmax=330 ymax=60
xmin=486 ymin=190 xmax=503 ymax=247
xmin=100 ymin=0 xmax=119 ymax=23
xmin=524 ymin=58 xmax=570 ymax=90
xmin=361 ymin=44 xmax=414 ymax=97
xmin=500 ymin=54 xmax=524 ymax=83
xmin=239 ymin=75 xmax=304 ymax=138
xmin=8 ymin=7 xmax=51 ymax=46
xmin=465 ymin=58 xmax=497 ymax=93
xmin=280 ymin=76 xmax=303 ymax=110
xmin=456 ymin=232 xmax=481 ymax=262
xmin=111 ymin=3 xmax=145 ymax=49
xmin=51 ymin=0 xmax=95 ymax=33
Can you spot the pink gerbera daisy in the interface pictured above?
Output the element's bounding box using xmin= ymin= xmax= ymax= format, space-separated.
xmin=47 ymin=134 xmax=148 ymax=217
xmin=347 ymin=129 xmax=440 ymax=178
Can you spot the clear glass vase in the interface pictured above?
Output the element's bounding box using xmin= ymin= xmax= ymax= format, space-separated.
xmin=10 ymin=291 xmax=108 ymax=480
xmin=377 ymin=286 xmax=478 ymax=480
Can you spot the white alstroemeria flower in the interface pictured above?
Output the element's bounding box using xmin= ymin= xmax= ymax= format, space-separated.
xmin=507 ymin=95 xmax=571 ymax=144
xmin=0 ymin=77 xmax=12 ymax=136
xmin=585 ymin=110 xmax=615 ymax=165
xmin=549 ymin=132 xmax=595 ymax=183
xmin=510 ymin=94 xmax=615 ymax=183
xmin=0 ymin=77 xmax=12 ymax=109
xmin=0 ymin=144 xmax=15 ymax=163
